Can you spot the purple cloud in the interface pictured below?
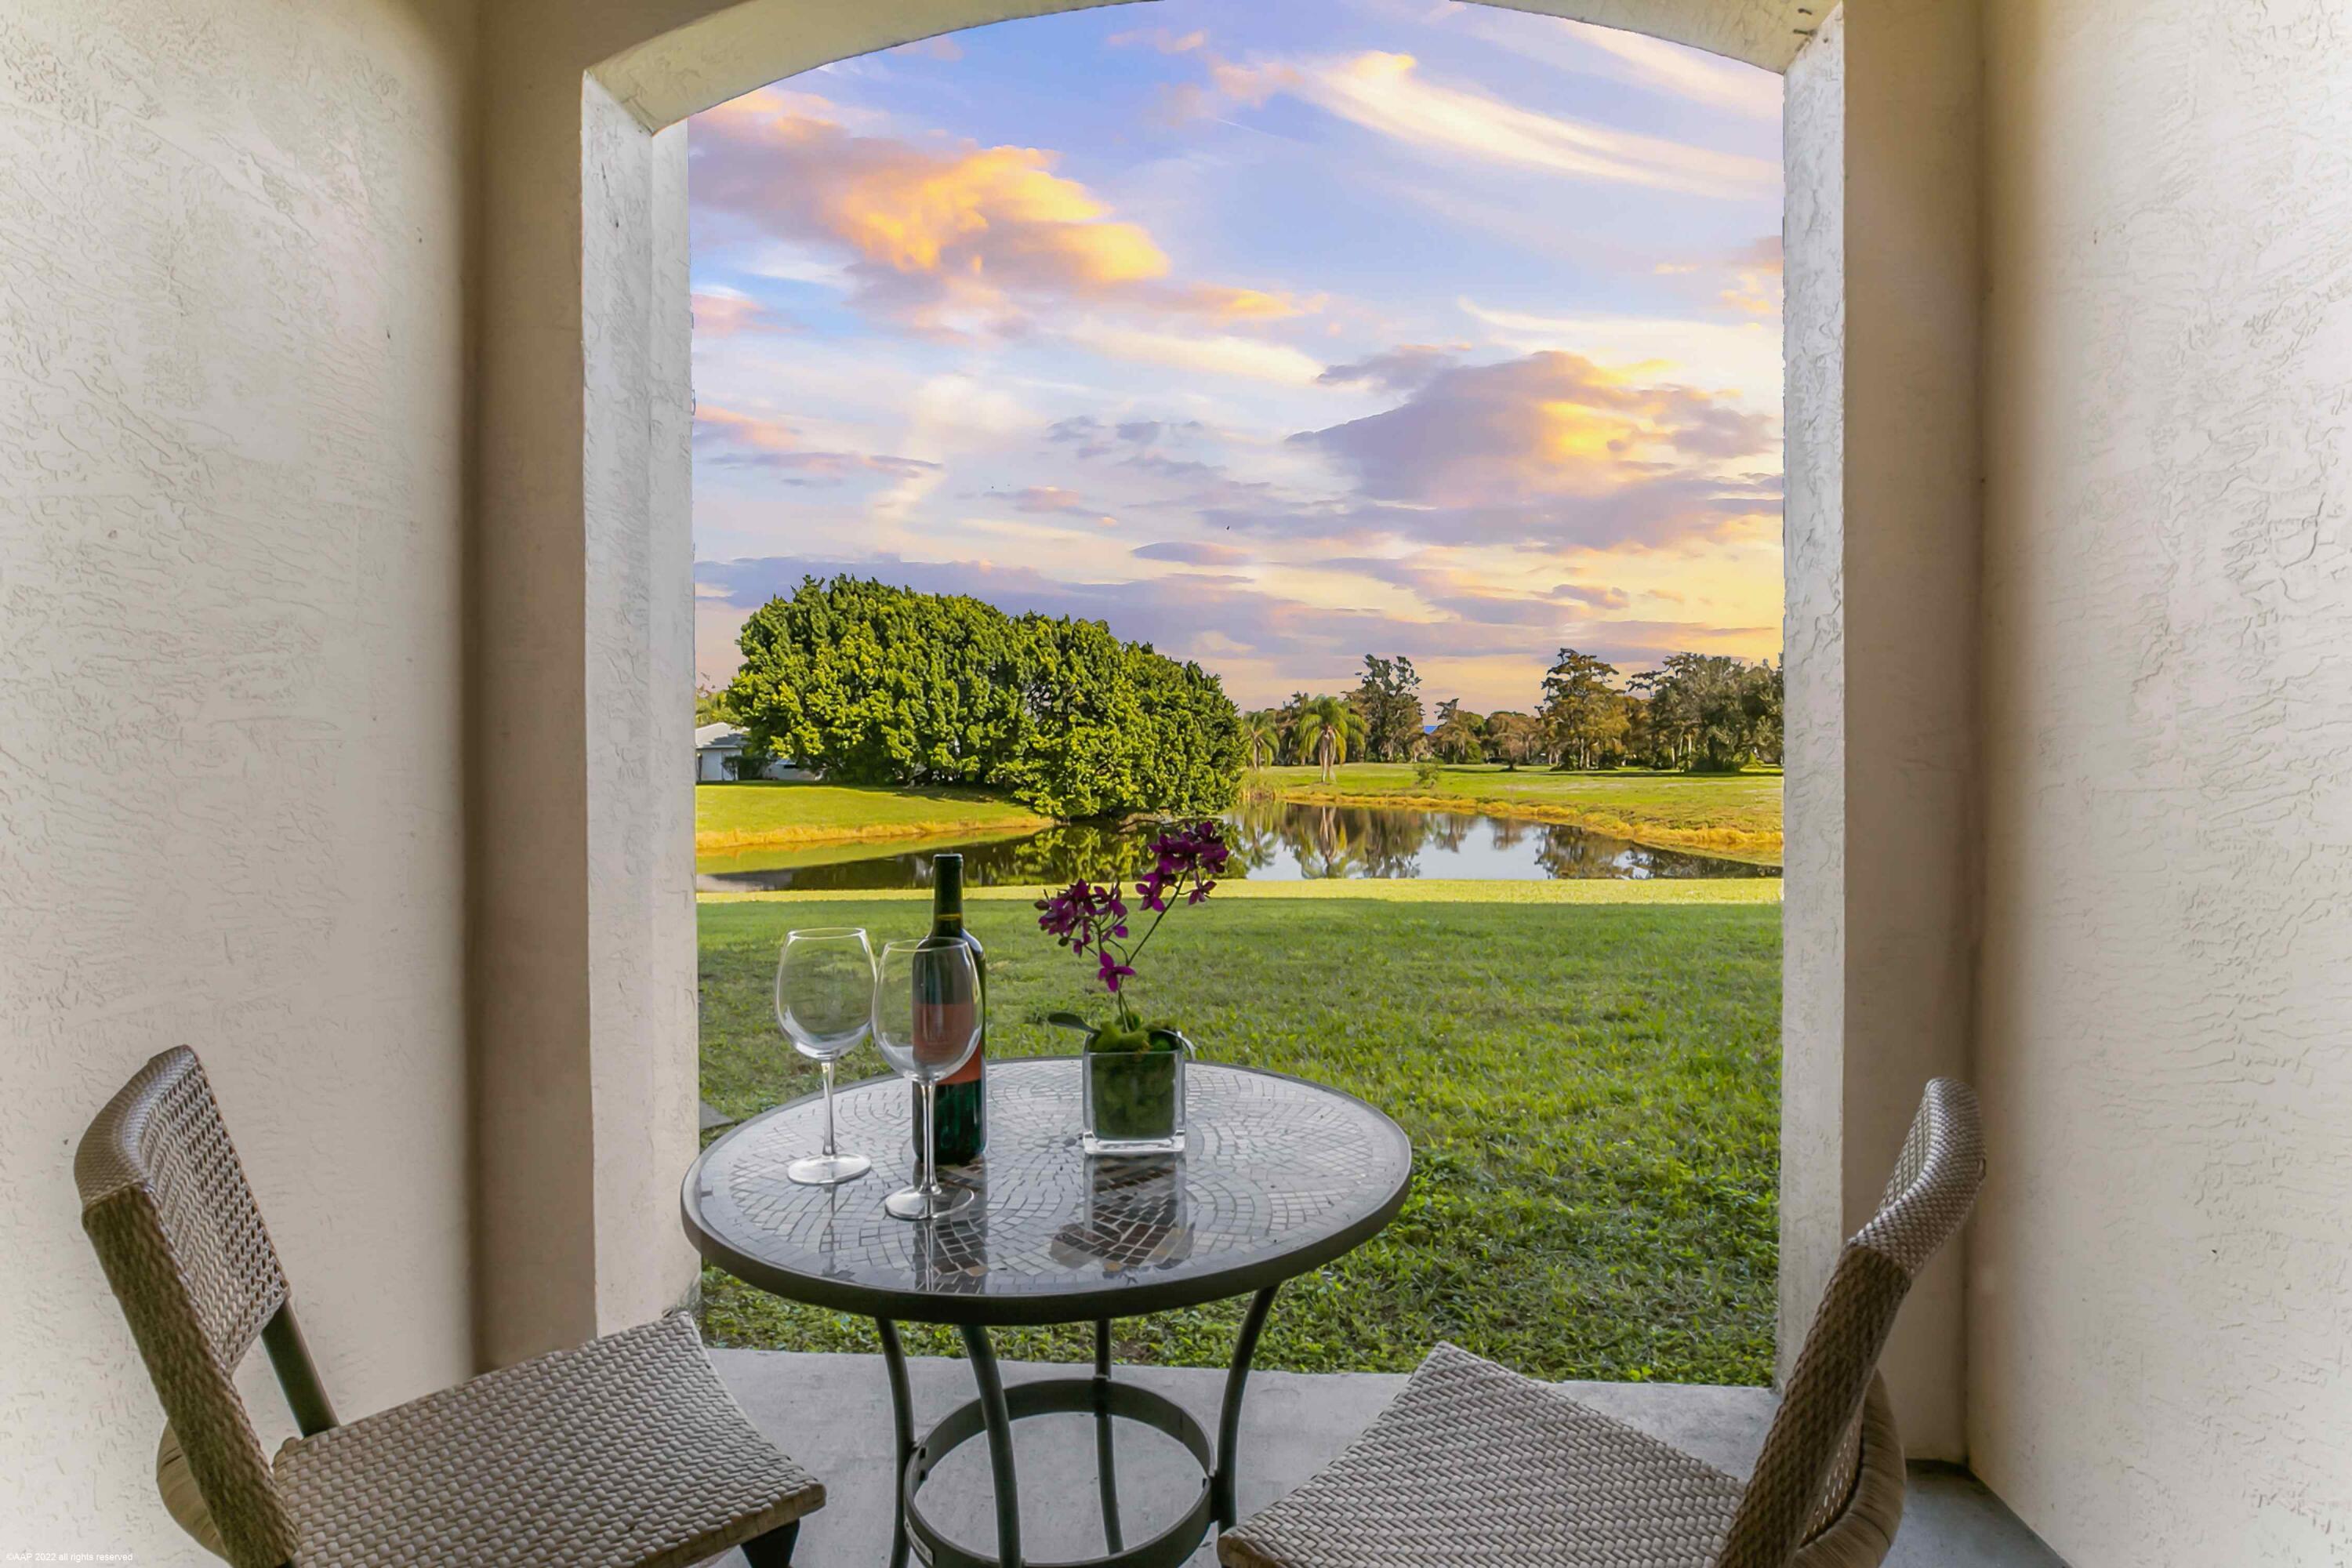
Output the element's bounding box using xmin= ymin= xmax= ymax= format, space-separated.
xmin=1132 ymin=540 xmax=1253 ymax=565
xmin=1294 ymin=350 xmax=1776 ymax=509
xmin=1317 ymin=344 xmax=1464 ymax=393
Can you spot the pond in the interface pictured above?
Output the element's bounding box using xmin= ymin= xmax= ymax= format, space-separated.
xmin=695 ymin=798 xmax=1777 ymax=893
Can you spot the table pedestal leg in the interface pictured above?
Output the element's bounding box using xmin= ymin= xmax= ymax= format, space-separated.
xmin=958 ymin=1324 xmax=1025 ymax=1568
xmin=1092 ymin=1319 xmax=1123 ymax=1553
xmin=877 ymin=1319 xmax=915 ymax=1568
xmin=1212 ymin=1287 xmax=1279 ymax=1529
xmin=880 ymin=1291 xmax=1280 ymax=1568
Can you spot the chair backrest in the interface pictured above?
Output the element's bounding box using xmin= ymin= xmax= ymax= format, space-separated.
xmin=77 ymin=1047 xmax=303 ymax=1568
xmin=1713 ymin=1078 xmax=1986 ymax=1568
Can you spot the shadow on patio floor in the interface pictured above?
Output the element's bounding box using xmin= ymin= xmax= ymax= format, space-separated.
xmin=710 ymin=1349 xmax=2065 ymax=1567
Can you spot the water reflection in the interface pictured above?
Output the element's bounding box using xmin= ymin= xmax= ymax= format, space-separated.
xmin=698 ymin=799 xmax=1776 ymax=891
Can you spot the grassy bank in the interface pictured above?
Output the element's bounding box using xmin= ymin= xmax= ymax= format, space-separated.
xmin=1253 ymin=763 xmax=1783 ymax=865
xmin=702 ymin=877 xmax=1783 ymax=907
xmin=698 ymin=884 xmax=1780 ymax=1385
xmin=695 ymin=780 xmax=1051 ymax=853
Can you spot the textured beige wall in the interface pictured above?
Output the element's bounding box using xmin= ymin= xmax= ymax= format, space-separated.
xmin=1973 ymin=0 xmax=2352 ymax=1559
xmin=1777 ymin=0 xmax=1847 ymax=1427
xmin=1831 ymin=0 xmax=1981 ymax=1461
xmin=0 ymin=0 xmax=477 ymax=1557
xmin=1779 ymin=0 xmax=1980 ymax=1460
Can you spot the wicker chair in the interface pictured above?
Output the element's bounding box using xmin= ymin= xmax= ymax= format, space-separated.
xmin=1219 ymin=1077 xmax=1985 ymax=1568
xmin=75 ymin=1046 xmax=825 ymax=1568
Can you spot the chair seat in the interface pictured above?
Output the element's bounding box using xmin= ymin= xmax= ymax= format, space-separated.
xmin=273 ymin=1314 xmax=822 ymax=1568
xmin=1219 ymin=1343 xmax=1742 ymax=1568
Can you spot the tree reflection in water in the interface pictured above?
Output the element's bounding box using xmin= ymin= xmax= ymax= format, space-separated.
xmin=695 ymin=800 xmax=1777 ymax=891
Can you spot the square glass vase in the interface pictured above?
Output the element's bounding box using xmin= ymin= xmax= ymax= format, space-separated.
xmin=1080 ymin=1040 xmax=1189 ymax=1156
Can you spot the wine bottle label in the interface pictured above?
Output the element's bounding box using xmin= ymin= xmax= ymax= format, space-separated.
xmin=913 ymin=999 xmax=975 ymax=1073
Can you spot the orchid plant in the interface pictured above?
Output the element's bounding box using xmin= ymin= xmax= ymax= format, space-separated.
xmin=1035 ymin=820 xmax=1231 ymax=1047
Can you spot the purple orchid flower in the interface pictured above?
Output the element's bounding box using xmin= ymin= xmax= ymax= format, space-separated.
xmin=1037 ymin=820 xmax=1230 ymax=1017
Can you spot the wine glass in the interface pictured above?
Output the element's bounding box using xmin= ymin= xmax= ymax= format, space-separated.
xmin=776 ymin=927 xmax=875 ymax=1186
xmin=872 ymin=938 xmax=983 ymax=1221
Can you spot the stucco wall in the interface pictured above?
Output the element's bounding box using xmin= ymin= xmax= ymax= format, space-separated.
xmin=1973 ymin=0 xmax=2352 ymax=1560
xmin=1779 ymin=0 xmax=1980 ymax=1460
xmin=0 ymin=0 xmax=477 ymax=1557
xmin=1777 ymin=0 xmax=1846 ymax=1422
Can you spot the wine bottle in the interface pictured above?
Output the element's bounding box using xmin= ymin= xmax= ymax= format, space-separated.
xmin=918 ymin=853 xmax=986 ymax=1166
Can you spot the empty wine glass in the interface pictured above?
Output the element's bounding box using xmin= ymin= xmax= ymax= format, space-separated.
xmin=776 ymin=927 xmax=875 ymax=1186
xmin=872 ymin=938 xmax=983 ymax=1221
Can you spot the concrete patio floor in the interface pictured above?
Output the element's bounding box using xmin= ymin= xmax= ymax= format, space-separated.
xmin=713 ymin=1348 xmax=2067 ymax=1567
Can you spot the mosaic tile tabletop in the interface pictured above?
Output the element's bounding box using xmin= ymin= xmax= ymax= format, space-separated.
xmin=685 ymin=1058 xmax=1414 ymax=1326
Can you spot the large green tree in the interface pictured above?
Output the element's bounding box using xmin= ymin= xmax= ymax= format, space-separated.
xmin=1482 ymin=710 xmax=1540 ymax=769
xmin=1429 ymin=699 xmax=1485 ymax=763
xmin=1624 ymin=653 xmax=1782 ymax=772
xmin=1539 ymin=648 xmax=1628 ymax=769
xmin=725 ymin=577 xmax=1243 ymax=817
xmin=1348 ymin=654 xmax=1425 ymax=761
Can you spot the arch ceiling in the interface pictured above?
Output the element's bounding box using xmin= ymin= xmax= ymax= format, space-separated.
xmin=597 ymin=0 xmax=1809 ymax=132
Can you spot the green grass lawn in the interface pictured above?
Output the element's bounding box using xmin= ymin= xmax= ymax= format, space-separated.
xmin=698 ymin=882 xmax=1780 ymax=1385
xmin=696 ymin=780 xmax=1050 ymax=851
xmin=1254 ymin=763 xmax=1783 ymax=864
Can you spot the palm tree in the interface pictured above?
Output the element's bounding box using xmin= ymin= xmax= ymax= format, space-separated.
xmin=1293 ymin=695 xmax=1367 ymax=785
xmin=1240 ymin=709 xmax=1279 ymax=771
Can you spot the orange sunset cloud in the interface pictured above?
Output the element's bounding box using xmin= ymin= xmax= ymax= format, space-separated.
xmin=692 ymin=93 xmax=1305 ymax=334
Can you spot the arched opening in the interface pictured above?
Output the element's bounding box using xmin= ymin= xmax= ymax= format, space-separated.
xmin=469 ymin=0 xmax=1980 ymax=1492
xmin=682 ymin=0 xmax=1789 ymax=1397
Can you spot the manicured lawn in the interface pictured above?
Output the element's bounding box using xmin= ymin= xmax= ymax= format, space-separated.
xmin=697 ymin=883 xmax=1780 ymax=1385
xmin=1254 ymin=764 xmax=1783 ymax=864
xmin=695 ymin=780 xmax=1051 ymax=852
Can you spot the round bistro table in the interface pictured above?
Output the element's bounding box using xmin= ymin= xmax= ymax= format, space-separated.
xmin=682 ymin=1057 xmax=1414 ymax=1568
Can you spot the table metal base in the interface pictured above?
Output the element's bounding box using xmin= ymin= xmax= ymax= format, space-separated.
xmin=878 ymin=1287 xmax=1279 ymax=1568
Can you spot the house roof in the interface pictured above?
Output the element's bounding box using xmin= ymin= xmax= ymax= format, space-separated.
xmin=695 ymin=723 xmax=746 ymax=751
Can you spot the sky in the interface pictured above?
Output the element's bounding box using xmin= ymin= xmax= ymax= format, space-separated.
xmin=688 ymin=0 xmax=1784 ymax=715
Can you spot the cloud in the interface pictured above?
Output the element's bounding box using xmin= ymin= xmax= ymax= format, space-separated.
xmin=1552 ymin=582 xmax=1633 ymax=610
xmin=1133 ymin=539 xmax=1253 ymax=565
xmin=1554 ymin=21 xmax=1784 ymax=120
xmin=1651 ymin=235 xmax=1783 ymax=316
xmin=692 ymin=551 xmax=1772 ymax=702
xmin=1046 ymin=415 xmax=1211 ymax=459
xmin=1213 ymin=53 xmax=1778 ymax=200
xmin=1058 ymin=321 xmax=1327 ymax=384
xmin=1319 ymin=553 xmax=1632 ymax=623
xmin=1109 ymin=27 xmax=1208 ymax=54
xmin=1429 ymin=9 xmax=1781 ymax=122
xmin=691 ymin=93 xmax=1303 ymax=335
xmin=698 ymin=552 xmax=1535 ymax=676
xmin=1719 ymin=235 xmax=1783 ymax=315
xmin=1318 ymin=343 xmax=1465 ymax=394
xmin=694 ymin=403 xmax=939 ymax=485
xmin=1295 ymin=350 xmax=1775 ymax=506
xmin=888 ymin=34 xmax=964 ymax=61
xmin=1458 ymin=299 xmax=1783 ymax=404
xmin=1191 ymin=477 xmax=1780 ymax=556
xmin=691 ymin=288 xmax=789 ymax=337
xmin=1173 ymin=285 xmax=1320 ymax=321
xmin=1012 ymin=485 xmax=1087 ymax=513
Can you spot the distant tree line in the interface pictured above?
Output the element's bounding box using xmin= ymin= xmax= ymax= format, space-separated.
xmin=726 ymin=577 xmax=1244 ymax=818
xmin=1245 ymin=648 xmax=1783 ymax=777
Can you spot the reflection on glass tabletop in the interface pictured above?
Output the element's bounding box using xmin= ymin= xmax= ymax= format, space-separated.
xmin=683 ymin=1058 xmax=1414 ymax=1327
